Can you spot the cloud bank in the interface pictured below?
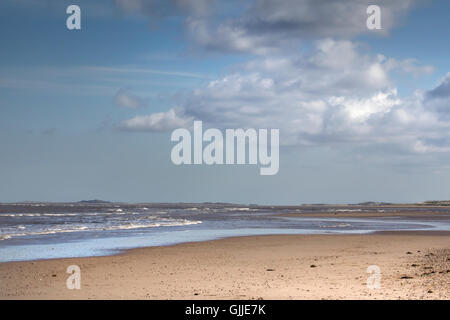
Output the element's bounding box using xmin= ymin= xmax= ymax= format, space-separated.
xmin=116 ymin=0 xmax=421 ymax=54
xmin=117 ymin=0 xmax=450 ymax=155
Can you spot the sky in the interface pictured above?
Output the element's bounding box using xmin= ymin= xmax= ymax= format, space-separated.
xmin=1 ymin=0 xmax=450 ymax=204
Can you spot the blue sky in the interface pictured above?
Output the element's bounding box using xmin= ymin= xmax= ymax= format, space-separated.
xmin=1 ymin=0 xmax=450 ymax=204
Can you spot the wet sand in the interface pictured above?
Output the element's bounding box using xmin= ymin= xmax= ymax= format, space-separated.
xmin=0 ymin=232 xmax=449 ymax=300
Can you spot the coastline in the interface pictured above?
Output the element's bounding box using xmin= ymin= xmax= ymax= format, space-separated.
xmin=1 ymin=231 xmax=449 ymax=300
xmin=277 ymin=211 xmax=450 ymax=218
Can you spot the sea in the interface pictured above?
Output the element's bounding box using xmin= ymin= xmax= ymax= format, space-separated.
xmin=1 ymin=202 xmax=449 ymax=262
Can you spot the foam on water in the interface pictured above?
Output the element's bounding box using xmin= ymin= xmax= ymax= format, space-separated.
xmin=0 ymin=204 xmax=449 ymax=262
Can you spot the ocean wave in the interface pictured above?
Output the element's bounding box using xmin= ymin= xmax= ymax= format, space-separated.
xmin=328 ymin=209 xmax=387 ymax=213
xmin=1 ymin=213 xmax=80 ymax=217
xmin=104 ymin=220 xmax=201 ymax=231
xmin=225 ymin=207 xmax=251 ymax=211
xmin=0 ymin=219 xmax=202 ymax=240
xmin=321 ymin=223 xmax=352 ymax=228
xmin=0 ymin=213 xmax=42 ymax=217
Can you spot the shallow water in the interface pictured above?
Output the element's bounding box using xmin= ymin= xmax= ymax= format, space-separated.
xmin=0 ymin=203 xmax=449 ymax=262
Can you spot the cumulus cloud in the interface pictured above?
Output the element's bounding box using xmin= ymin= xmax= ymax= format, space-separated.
xmin=114 ymin=88 xmax=145 ymax=108
xmin=115 ymin=1 xmax=449 ymax=155
xmin=120 ymin=39 xmax=450 ymax=154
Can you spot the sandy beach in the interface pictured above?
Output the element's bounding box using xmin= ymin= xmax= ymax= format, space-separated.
xmin=0 ymin=232 xmax=449 ymax=300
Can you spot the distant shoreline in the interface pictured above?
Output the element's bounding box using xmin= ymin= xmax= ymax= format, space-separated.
xmin=3 ymin=201 xmax=450 ymax=210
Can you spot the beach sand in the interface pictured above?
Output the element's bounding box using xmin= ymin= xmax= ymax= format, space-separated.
xmin=0 ymin=232 xmax=449 ymax=300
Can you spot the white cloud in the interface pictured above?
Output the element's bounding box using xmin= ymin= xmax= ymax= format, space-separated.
xmin=384 ymin=57 xmax=434 ymax=76
xmin=112 ymin=0 xmax=445 ymax=156
xmin=328 ymin=89 xmax=400 ymax=122
xmin=120 ymin=39 xmax=450 ymax=154
xmin=114 ymin=88 xmax=145 ymax=109
xmin=119 ymin=109 xmax=193 ymax=132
